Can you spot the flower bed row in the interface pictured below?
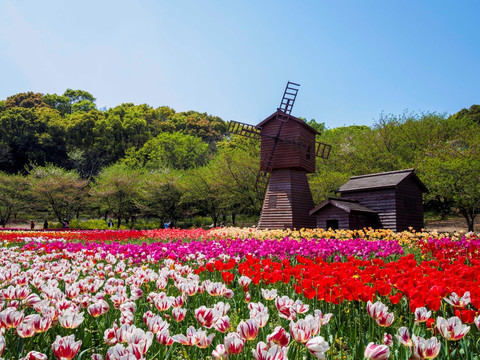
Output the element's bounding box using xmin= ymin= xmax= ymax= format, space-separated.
xmin=0 ymin=230 xmax=479 ymax=359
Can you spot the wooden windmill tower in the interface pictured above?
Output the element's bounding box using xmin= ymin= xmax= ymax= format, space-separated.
xmin=228 ymin=82 xmax=331 ymax=229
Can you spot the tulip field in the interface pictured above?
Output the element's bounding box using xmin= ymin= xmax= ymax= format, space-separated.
xmin=0 ymin=227 xmax=479 ymax=360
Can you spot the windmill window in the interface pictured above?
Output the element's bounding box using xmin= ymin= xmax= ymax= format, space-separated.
xmin=269 ymin=195 xmax=277 ymax=209
xmin=306 ymin=145 xmax=311 ymax=160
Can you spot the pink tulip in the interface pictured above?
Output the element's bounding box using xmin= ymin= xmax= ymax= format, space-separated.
xmin=290 ymin=319 xmax=312 ymax=343
xmin=314 ymin=310 xmax=333 ymax=326
xmin=17 ymin=321 xmax=36 ymax=338
xmin=196 ymin=329 xmax=215 ymax=348
xmin=252 ymin=341 xmax=288 ymax=360
xmin=146 ymin=315 xmax=169 ymax=334
xmin=436 ymin=316 xmax=470 ymax=341
xmin=0 ymin=334 xmax=5 ymax=356
xmin=88 ymin=300 xmax=109 ymax=317
xmin=214 ymin=315 xmax=231 ymax=333
xmin=367 ymin=301 xmax=389 ymax=320
xmin=0 ymin=307 xmax=24 ymax=328
xmin=156 ymin=330 xmax=174 ymax=346
xmin=376 ymin=312 xmax=394 ymax=327
xmin=267 ymin=326 xmax=290 ymax=347
xmin=383 ymin=333 xmax=393 ymax=346
xmin=444 ymin=291 xmax=471 ymax=308
xmin=475 ymin=315 xmax=480 ymax=330
xmin=172 ymin=307 xmax=186 ymax=322
xmin=261 ymin=288 xmax=278 ymax=300
xmin=237 ymin=318 xmax=260 ymax=341
xmin=52 ymin=335 xmax=82 ymax=360
xmin=364 ymin=342 xmax=390 ymax=360
xmin=224 ymin=332 xmax=245 ymax=355
xmin=58 ymin=312 xmax=85 ymax=329
xmin=195 ymin=306 xmax=220 ymax=328
xmin=414 ymin=307 xmax=431 ymax=323
xmin=21 ymin=351 xmax=48 ymax=360
xmin=91 ymin=354 xmax=103 ymax=360
xmin=172 ymin=326 xmax=200 ymax=346
xmin=412 ymin=335 xmax=441 ymax=359
xmin=212 ymin=344 xmax=228 ymax=360
xmin=275 ymin=296 xmax=296 ymax=321
xmin=306 ymin=336 xmax=330 ymax=359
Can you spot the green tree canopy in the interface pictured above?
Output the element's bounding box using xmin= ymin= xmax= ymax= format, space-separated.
xmin=123 ymin=131 xmax=210 ymax=170
xmin=90 ymin=163 xmax=144 ymax=227
xmin=28 ymin=165 xmax=88 ymax=224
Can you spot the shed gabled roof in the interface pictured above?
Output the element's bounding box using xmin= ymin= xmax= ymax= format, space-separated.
xmin=256 ymin=110 xmax=321 ymax=135
xmin=310 ymin=198 xmax=377 ymax=216
xmin=337 ymin=169 xmax=428 ymax=193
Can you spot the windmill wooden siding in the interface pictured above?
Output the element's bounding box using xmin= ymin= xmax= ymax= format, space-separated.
xmin=311 ymin=169 xmax=427 ymax=232
xmin=258 ymin=111 xmax=317 ymax=173
xmin=258 ymin=169 xmax=316 ymax=229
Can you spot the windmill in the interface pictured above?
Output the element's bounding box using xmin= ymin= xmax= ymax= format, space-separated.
xmin=228 ymin=82 xmax=331 ymax=229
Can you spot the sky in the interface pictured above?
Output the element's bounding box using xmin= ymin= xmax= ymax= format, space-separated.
xmin=0 ymin=1 xmax=479 ymax=129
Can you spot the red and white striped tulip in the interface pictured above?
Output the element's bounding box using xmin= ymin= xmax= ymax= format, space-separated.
xmin=52 ymin=335 xmax=82 ymax=360
xmin=364 ymin=342 xmax=390 ymax=360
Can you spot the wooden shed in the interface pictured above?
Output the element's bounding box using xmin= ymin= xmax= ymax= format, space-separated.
xmin=310 ymin=169 xmax=427 ymax=232
xmin=310 ymin=198 xmax=380 ymax=230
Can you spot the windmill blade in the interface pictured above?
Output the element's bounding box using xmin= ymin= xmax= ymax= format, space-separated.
xmin=316 ymin=142 xmax=332 ymax=159
xmin=228 ymin=120 xmax=261 ymax=140
xmin=278 ymin=81 xmax=300 ymax=115
xmin=253 ymin=169 xmax=270 ymax=197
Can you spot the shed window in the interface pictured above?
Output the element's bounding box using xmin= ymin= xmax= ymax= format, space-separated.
xmin=326 ymin=219 xmax=339 ymax=230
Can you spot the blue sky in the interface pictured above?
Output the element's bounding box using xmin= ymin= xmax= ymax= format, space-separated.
xmin=1 ymin=1 xmax=479 ymax=128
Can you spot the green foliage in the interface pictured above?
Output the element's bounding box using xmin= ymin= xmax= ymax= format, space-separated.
xmin=138 ymin=170 xmax=184 ymax=223
xmin=0 ymin=172 xmax=31 ymax=227
xmin=417 ymin=116 xmax=480 ymax=231
xmin=4 ymin=92 xmax=48 ymax=109
xmin=28 ymin=164 xmax=88 ymax=224
xmin=452 ymin=104 xmax=480 ymax=125
xmin=90 ymin=163 xmax=144 ymax=227
xmin=123 ymin=131 xmax=210 ymax=170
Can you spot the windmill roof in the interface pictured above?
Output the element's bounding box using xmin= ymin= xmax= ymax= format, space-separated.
xmin=256 ymin=110 xmax=321 ymax=135
xmin=310 ymin=198 xmax=377 ymax=215
xmin=337 ymin=169 xmax=428 ymax=193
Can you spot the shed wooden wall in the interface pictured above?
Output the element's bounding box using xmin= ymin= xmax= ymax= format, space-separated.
xmin=349 ymin=213 xmax=380 ymax=230
xmin=260 ymin=118 xmax=316 ymax=173
xmin=395 ymin=178 xmax=424 ymax=231
xmin=314 ymin=205 xmax=350 ymax=229
xmin=341 ymin=188 xmax=398 ymax=231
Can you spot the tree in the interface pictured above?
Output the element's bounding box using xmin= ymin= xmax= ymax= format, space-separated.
xmin=208 ymin=137 xmax=263 ymax=221
xmin=90 ymin=164 xmax=144 ymax=227
xmin=123 ymin=132 xmax=210 ymax=170
xmin=0 ymin=172 xmax=31 ymax=227
xmin=452 ymin=104 xmax=480 ymax=125
xmin=417 ymin=117 xmax=480 ymax=231
xmin=5 ymin=92 xmax=48 ymax=109
xmin=28 ymin=165 xmax=88 ymax=224
xmin=138 ymin=170 xmax=184 ymax=225
xmin=181 ymin=166 xmax=224 ymax=227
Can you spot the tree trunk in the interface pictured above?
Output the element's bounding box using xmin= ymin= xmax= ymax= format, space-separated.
xmin=117 ymin=218 xmax=121 ymax=228
xmin=460 ymin=208 xmax=477 ymax=232
xmin=232 ymin=213 xmax=236 ymax=226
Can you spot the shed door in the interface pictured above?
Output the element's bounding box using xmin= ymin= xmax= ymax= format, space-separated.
xmin=326 ymin=219 xmax=339 ymax=230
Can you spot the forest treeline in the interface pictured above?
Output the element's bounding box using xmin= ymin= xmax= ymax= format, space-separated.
xmin=1 ymin=90 xmax=479 ymax=230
